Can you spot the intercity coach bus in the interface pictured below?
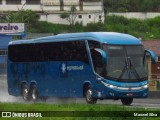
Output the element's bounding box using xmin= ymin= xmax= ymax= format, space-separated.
xmin=7 ymin=32 xmax=156 ymax=105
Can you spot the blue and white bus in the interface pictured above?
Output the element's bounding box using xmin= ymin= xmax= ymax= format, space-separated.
xmin=7 ymin=32 xmax=156 ymax=105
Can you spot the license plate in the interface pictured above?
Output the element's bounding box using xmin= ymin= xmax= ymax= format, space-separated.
xmin=126 ymin=93 xmax=133 ymax=96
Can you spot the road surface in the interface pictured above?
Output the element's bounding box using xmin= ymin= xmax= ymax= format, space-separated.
xmin=0 ymin=75 xmax=160 ymax=108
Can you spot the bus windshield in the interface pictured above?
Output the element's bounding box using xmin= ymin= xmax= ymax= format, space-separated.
xmin=103 ymin=45 xmax=148 ymax=82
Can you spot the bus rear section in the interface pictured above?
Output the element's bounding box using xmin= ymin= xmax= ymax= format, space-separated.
xmin=7 ymin=39 xmax=94 ymax=101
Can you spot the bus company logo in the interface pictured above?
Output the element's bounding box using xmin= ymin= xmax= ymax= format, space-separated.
xmin=61 ymin=63 xmax=67 ymax=74
xmin=61 ymin=63 xmax=84 ymax=73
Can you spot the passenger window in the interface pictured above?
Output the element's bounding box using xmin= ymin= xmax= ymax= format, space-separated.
xmin=88 ymin=40 xmax=105 ymax=75
xmin=62 ymin=41 xmax=89 ymax=64
xmin=8 ymin=44 xmax=35 ymax=62
xmin=8 ymin=40 xmax=89 ymax=64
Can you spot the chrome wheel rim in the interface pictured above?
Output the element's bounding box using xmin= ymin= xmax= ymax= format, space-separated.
xmin=22 ymin=88 xmax=28 ymax=100
xmin=86 ymin=89 xmax=92 ymax=101
xmin=32 ymin=89 xmax=37 ymax=100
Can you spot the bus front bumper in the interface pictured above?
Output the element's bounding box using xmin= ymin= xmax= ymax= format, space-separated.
xmin=94 ymin=87 xmax=149 ymax=99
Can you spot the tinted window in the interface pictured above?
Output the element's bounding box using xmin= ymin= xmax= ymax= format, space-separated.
xmin=88 ymin=40 xmax=102 ymax=74
xmin=6 ymin=0 xmax=21 ymax=4
xmin=88 ymin=40 xmax=101 ymax=62
xmin=26 ymin=0 xmax=40 ymax=4
xmin=62 ymin=41 xmax=89 ymax=64
xmin=8 ymin=44 xmax=35 ymax=62
xmin=8 ymin=41 xmax=89 ymax=64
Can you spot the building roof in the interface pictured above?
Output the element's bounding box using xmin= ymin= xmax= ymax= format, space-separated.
xmin=9 ymin=32 xmax=141 ymax=45
xmin=142 ymin=40 xmax=160 ymax=55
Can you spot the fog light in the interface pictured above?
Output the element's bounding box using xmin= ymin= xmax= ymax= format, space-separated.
xmin=143 ymin=92 xmax=148 ymax=96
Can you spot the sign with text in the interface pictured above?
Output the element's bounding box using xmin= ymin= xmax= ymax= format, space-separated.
xmin=1 ymin=111 xmax=160 ymax=117
xmin=0 ymin=23 xmax=25 ymax=36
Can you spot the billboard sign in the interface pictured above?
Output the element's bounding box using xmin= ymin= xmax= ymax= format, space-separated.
xmin=0 ymin=23 xmax=25 ymax=37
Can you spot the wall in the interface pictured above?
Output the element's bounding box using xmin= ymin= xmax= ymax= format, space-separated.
xmin=40 ymin=11 xmax=104 ymax=26
xmin=108 ymin=12 xmax=160 ymax=19
xmin=0 ymin=0 xmax=104 ymax=25
xmin=0 ymin=35 xmax=11 ymax=74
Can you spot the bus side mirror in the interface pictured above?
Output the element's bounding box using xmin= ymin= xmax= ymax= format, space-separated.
xmin=94 ymin=48 xmax=107 ymax=64
xmin=145 ymin=50 xmax=156 ymax=64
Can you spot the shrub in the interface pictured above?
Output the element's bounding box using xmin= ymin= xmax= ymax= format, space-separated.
xmin=105 ymin=15 xmax=129 ymax=25
xmin=32 ymin=15 xmax=160 ymax=40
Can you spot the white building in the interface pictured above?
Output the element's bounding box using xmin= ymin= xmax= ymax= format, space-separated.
xmin=0 ymin=0 xmax=104 ymax=26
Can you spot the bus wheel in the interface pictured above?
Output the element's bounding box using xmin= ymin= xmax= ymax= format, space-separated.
xmin=30 ymin=85 xmax=39 ymax=101
xmin=121 ymin=98 xmax=133 ymax=106
xmin=21 ymin=84 xmax=29 ymax=101
xmin=85 ymin=86 xmax=97 ymax=104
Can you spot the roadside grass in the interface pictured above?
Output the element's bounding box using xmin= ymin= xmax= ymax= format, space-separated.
xmin=0 ymin=103 xmax=160 ymax=120
xmin=34 ymin=16 xmax=160 ymax=40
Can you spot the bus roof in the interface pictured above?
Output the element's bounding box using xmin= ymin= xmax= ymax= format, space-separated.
xmin=9 ymin=32 xmax=141 ymax=45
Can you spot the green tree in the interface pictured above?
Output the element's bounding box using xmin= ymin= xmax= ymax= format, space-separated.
xmin=141 ymin=0 xmax=160 ymax=12
xmin=60 ymin=5 xmax=78 ymax=25
xmin=103 ymin=0 xmax=129 ymax=13
xmin=1 ymin=10 xmax=38 ymax=32
xmin=103 ymin=0 xmax=160 ymax=12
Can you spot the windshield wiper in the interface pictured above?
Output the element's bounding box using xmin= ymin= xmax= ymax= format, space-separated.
xmin=118 ymin=57 xmax=128 ymax=81
xmin=118 ymin=57 xmax=141 ymax=81
xmin=128 ymin=57 xmax=141 ymax=81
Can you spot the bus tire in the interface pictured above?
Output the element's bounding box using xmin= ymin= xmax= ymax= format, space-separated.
xmin=30 ymin=84 xmax=39 ymax=102
xmin=85 ymin=86 xmax=97 ymax=104
xmin=21 ymin=84 xmax=29 ymax=101
xmin=121 ymin=98 xmax=133 ymax=106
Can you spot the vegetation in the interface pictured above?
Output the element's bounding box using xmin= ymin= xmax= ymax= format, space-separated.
xmin=0 ymin=10 xmax=39 ymax=32
xmin=1 ymin=9 xmax=160 ymax=40
xmin=60 ymin=5 xmax=78 ymax=25
xmin=0 ymin=103 xmax=160 ymax=120
xmin=35 ymin=15 xmax=160 ymax=40
xmin=103 ymin=0 xmax=160 ymax=13
xmin=104 ymin=15 xmax=160 ymax=40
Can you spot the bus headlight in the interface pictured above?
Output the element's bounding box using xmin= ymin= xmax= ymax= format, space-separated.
xmin=142 ymin=84 xmax=148 ymax=89
xmin=109 ymin=85 xmax=116 ymax=89
xmin=101 ymin=81 xmax=148 ymax=91
xmin=101 ymin=81 xmax=117 ymax=89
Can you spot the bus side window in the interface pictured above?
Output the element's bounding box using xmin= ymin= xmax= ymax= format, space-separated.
xmin=75 ymin=41 xmax=89 ymax=64
xmin=88 ymin=40 xmax=100 ymax=49
xmin=60 ymin=41 xmax=89 ymax=64
xmin=8 ymin=44 xmax=35 ymax=62
xmin=88 ymin=40 xmax=101 ymax=62
xmin=88 ymin=40 xmax=103 ymax=75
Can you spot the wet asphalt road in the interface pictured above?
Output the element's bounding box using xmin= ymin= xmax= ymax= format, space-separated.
xmin=0 ymin=75 xmax=160 ymax=109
